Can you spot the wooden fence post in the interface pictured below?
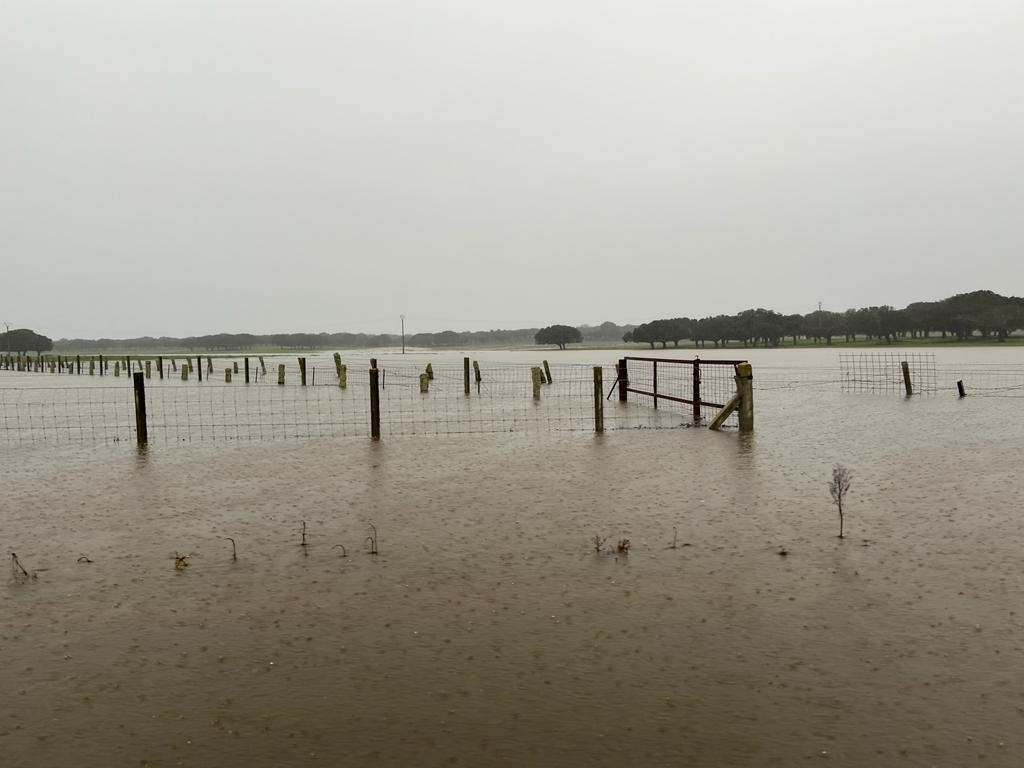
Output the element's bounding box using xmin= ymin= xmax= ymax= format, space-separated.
xmin=299 ymin=357 xmax=307 ymax=386
xmin=157 ymin=356 xmax=163 ymax=379
xmin=370 ymin=366 xmax=381 ymax=440
xmin=145 ymin=360 xmax=151 ymax=379
xmin=259 ymin=356 xmax=267 ymax=375
xmin=426 ymin=363 xmax=433 ymax=380
xmin=419 ymin=373 xmax=429 ymax=393
xmin=464 ymin=357 xmax=470 ymax=395
xmin=207 ymin=356 xmax=213 ymax=375
xmin=618 ymin=358 xmax=628 ymax=401
xmin=473 ymin=360 xmax=481 ymax=393
xmin=901 ymin=360 xmax=913 ymax=396
xmin=531 ymin=367 xmax=542 ymax=400
xmin=957 ymin=380 xmax=966 ymax=398
xmin=542 ymin=360 xmax=552 ymax=384
xmin=225 ymin=368 xmax=232 ymax=383
xmin=196 ymin=356 xmax=202 ymax=382
xmin=114 ymin=361 xmax=120 ymax=377
xmin=594 ymin=366 xmax=604 ymax=433
xmin=133 ymin=372 xmax=148 ymax=446
xmin=76 ymin=355 xmax=81 ymax=375
xmin=736 ymin=362 xmax=754 ymax=432
xmin=244 ymin=357 xmax=250 ymax=383
xmin=277 ymin=364 xmax=285 ymax=385
xmin=338 ymin=364 xmax=347 ymax=389
xmin=99 ymin=354 xmax=104 ymax=376
xmin=181 ymin=363 xmax=189 ymax=380
xmin=692 ymin=358 xmax=702 ymax=422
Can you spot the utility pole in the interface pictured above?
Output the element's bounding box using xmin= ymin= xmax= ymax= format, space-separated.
xmin=3 ymin=321 xmax=10 ymax=359
xmin=400 ymin=315 xmax=406 ymax=354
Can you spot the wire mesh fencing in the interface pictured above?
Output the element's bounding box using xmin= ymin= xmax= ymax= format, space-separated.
xmin=0 ymin=363 xmax=714 ymax=446
xmin=839 ymin=352 xmax=937 ymax=394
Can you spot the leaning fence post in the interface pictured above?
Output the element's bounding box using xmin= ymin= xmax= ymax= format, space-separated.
xmin=531 ymin=367 xmax=542 ymax=400
xmin=259 ymin=356 xmax=267 ymax=375
xmin=542 ymin=360 xmax=552 ymax=384
xmin=426 ymin=363 xmax=434 ymax=380
xmin=370 ymin=366 xmax=381 ymax=440
xmin=277 ymin=364 xmax=285 ymax=385
xmin=618 ymin=358 xmax=628 ymax=401
xmin=299 ymin=357 xmax=307 ymax=386
xmin=594 ymin=366 xmax=604 ymax=433
xmin=473 ymin=360 xmax=481 ymax=393
xmin=464 ymin=357 xmax=471 ymax=395
xmin=957 ymin=380 xmax=966 ymax=398
xmin=901 ymin=360 xmax=913 ymax=396
xmin=133 ymin=371 xmax=148 ymax=445
xmin=736 ymin=362 xmax=754 ymax=432
xmin=692 ymin=358 xmax=702 ymax=422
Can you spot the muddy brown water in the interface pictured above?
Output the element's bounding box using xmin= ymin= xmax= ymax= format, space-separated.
xmin=3 ymin=355 xmax=1024 ymax=767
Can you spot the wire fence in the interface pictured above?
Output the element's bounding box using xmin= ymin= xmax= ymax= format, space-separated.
xmin=3 ymin=355 xmax=1023 ymax=447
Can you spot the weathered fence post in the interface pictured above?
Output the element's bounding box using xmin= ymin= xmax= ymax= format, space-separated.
xmin=76 ymin=355 xmax=81 ymax=375
xmin=426 ymin=363 xmax=433 ymax=380
xmin=259 ymin=356 xmax=267 ymax=375
xmin=692 ymin=358 xmax=702 ymax=422
xmin=207 ymin=357 xmax=213 ymax=375
xmin=542 ymin=360 xmax=552 ymax=384
xmin=225 ymin=368 xmax=232 ymax=383
xmin=133 ymin=372 xmax=148 ymax=446
xmin=233 ymin=361 xmax=238 ymax=374
xmin=594 ymin=366 xmax=604 ymax=433
xmin=157 ymin=356 xmax=163 ymax=379
xmin=89 ymin=359 xmax=95 ymax=375
xmin=957 ymin=380 xmax=966 ymax=398
xmin=299 ymin=357 xmax=307 ymax=386
xmin=277 ymin=364 xmax=285 ymax=385
xmin=244 ymin=357 xmax=250 ymax=383
xmin=196 ymin=357 xmax=202 ymax=382
xmin=171 ymin=358 xmax=177 ymax=372
xmin=473 ymin=360 xmax=481 ymax=393
xmin=652 ymin=360 xmax=658 ymax=409
xmin=333 ymin=352 xmax=342 ymax=379
xmin=464 ymin=357 xmax=471 ymax=395
xmin=531 ymin=367 xmax=542 ymax=400
xmin=370 ymin=366 xmax=381 ymax=440
xmin=338 ymin=364 xmax=347 ymax=389
xmin=618 ymin=358 xmax=628 ymax=401
xmin=901 ymin=360 xmax=913 ymax=396
xmin=114 ymin=361 xmax=120 ymax=377
xmin=99 ymin=354 xmax=104 ymax=376
xmin=145 ymin=360 xmax=151 ymax=379
xmin=181 ymin=363 xmax=189 ymax=380
xmin=736 ymin=362 xmax=754 ymax=432
xmin=419 ymin=373 xmax=429 ymax=393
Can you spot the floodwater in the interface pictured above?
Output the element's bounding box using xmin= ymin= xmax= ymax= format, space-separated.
xmin=3 ymin=348 xmax=1024 ymax=767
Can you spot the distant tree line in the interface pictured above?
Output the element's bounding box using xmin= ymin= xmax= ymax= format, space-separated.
xmin=624 ymin=291 xmax=1024 ymax=348
xmin=55 ymin=323 xmax=637 ymax=352
xmin=1 ymin=328 xmax=53 ymax=353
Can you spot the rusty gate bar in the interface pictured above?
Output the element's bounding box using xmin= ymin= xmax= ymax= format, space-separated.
xmin=692 ymin=359 xmax=700 ymax=421
xmin=620 ymin=357 xmax=747 ymax=415
xmin=653 ymin=360 xmax=658 ymax=409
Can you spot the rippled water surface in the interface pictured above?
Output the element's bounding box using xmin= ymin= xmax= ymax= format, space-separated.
xmin=3 ymin=350 xmax=1024 ymax=767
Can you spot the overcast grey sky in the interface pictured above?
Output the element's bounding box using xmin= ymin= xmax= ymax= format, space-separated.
xmin=2 ymin=1 xmax=1022 ymax=339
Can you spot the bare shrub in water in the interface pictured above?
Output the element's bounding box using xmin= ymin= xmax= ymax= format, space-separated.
xmin=829 ymin=464 xmax=853 ymax=539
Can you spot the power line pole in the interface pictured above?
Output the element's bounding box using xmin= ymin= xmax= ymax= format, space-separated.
xmin=400 ymin=315 xmax=406 ymax=354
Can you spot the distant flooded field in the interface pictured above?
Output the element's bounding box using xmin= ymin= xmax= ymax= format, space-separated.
xmin=3 ymin=348 xmax=1024 ymax=766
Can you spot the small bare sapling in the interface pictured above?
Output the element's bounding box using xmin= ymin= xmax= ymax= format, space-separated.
xmin=592 ymin=534 xmax=607 ymax=553
xmin=829 ymin=464 xmax=853 ymax=539
xmin=10 ymin=552 xmax=32 ymax=582
xmin=365 ymin=524 xmax=379 ymax=555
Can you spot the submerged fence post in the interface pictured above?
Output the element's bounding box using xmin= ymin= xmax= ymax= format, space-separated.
xmin=692 ymin=358 xmax=702 ymax=422
xmin=473 ymin=360 xmax=481 ymax=393
xmin=617 ymin=358 xmax=628 ymax=402
xmin=652 ymin=360 xmax=658 ymax=409
xmin=370 ymin=366 xmax=381 ymax=440
xmin=259 ymin=356 xmax=267 ymax=375
xmin=99 ymin=354 xmax=104 ymax=376
xmin=333 ymin=352 xmax=342 ymax=379
xmin=594 ymin=366 xmax=604 ymax=433
xmin=736 ymin=362 xmax=754 ymax=432
xmin=542 ymin=360 xmax=552 ymax=384
xmin=338 ymin=364 xmax=347 ymax=389
xmin=196 ymin=356 xmax=202 ymax=382
xmin=244 ymin=357 xmax=250 ymax=383
xmin=182 ymin=364 xmax=189 ymax=380
xmin=225 ymin=368 xmax=232 ymax=383
xmin=901 ymin=360 xmax=913 ymax=396
xmin=426 ymin=363 xmax=433 ymax=380
xmin=145 ymin=360 xmax=151 ymax=379
xmin=133 ymin=371 xmax=148 ymax=446
xmin=157 ymin=356 xmax=163 ymax=379
xmin=114 ymin=361 xmax=120 ymax=377
xmin=76 ymin=355 xmax=81 ymax=375
xmin=957 ymin=380 xmax=966 ymax=398
xmin=464 ymin=357 xmax=470 ymax=395
xmin=531 ymin=367 xmax=542 ymax=400
xmin=299 ymin=357 xmax=307 ymax=386
xmin=277 ymin=364 xmax=285 ymax=385
xmin=419 ymin=373 xmax=429 ymax=393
